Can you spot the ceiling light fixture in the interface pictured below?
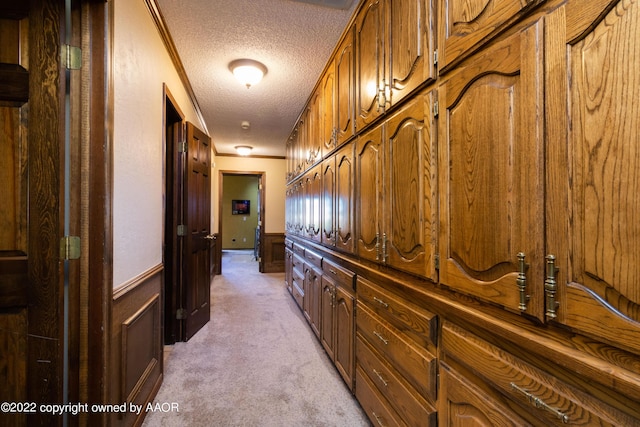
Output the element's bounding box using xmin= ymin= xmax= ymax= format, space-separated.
xmin=235 ymin=145 xmax=253 ymax=156
xmin=229 ymin=59 xmax=268 ymax=88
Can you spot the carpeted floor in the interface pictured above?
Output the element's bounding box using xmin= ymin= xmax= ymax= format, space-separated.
xmin=142 ymin=250 xmax=369 ymax=426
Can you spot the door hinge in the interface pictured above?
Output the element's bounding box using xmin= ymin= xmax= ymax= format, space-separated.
xmin=60 ymin=236 xmax=81 ymax=260
xmin=62 ymin=45 xmax=82 ymax=70
xmin=176 ymin=308 xmax=187 ymax=320
xmin=433 ymin=101 xmax=439 ymax=118
xmin=178 ymin=141 xmax=188 ymax=153
xmin=433 ymin=49 xmax=438 ymax=67
xmin=177 ymin=224 xmax=187 ymax=236
xmin=434 ymin=254 xmax=440 ymax=270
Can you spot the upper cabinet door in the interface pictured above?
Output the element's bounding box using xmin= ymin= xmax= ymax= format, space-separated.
xmin=335 ymin=27 xmax=356 ymax=147
xmin=438 ymin=0 xmax=542 ymax=72
xmin=321 ymin=62 xmax=337 ymax=154
xmin=356 ymin=124 xmax=384 ymax=263
xmin=384 ymin=91 xmax=437 ymax=280
xmin=438 ymin=21 xmax=545 ymax=320
xmin=335 ymin=142 xmax=356 ymax=254
xmin=355 ymin=0 xmax=387 ymax=131
xmin=322 ymin=156 xmax=336 ymax=246
xmin=549 ymin=0 xmax=640 ymax=354
xmin=389 ymin=0 xmax=436 ymax=106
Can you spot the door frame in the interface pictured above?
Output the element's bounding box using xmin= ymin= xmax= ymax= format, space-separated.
xmin=162 ymin=85 xmax=185 ymax=344
xmin=217 ymin=171 xmax=266 ymax=273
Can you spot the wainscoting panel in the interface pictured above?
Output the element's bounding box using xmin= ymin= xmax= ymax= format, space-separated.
xmin=111 ymin=264 xmax=163 ymax=426
xmin=262 ymin=233 xmax=285 ymax=273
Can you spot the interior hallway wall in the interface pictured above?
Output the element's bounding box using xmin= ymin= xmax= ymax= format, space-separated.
xmin=222 ymin=175 xmax=259 ymax=249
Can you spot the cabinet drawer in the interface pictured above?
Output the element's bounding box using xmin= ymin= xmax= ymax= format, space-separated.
xmin=292 ymin=243 xmax=305 ymax=256
xmin=357 ymin=336 xmax=436 ymax=427
xmin=357 ymin=305 xmax=437 ymax=402
xmin=357 ymin=277 xmax=437 ymax=350
xmin=439 ymin=0 xmax=542 ymax=70
xmin=292 ymin=253 xmax=304 ymax=272
xmin=356 ymin=367 xmax=405 ymax=427
xmin=303 ymin=248 xmax=322 ymax=269
xmin=441 ymin=322 xmax=637 ymax=426
xmin=323 ymin=258 xmax=355 ymax=291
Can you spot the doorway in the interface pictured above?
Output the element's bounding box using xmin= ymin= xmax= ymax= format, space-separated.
xmin=218 ymin=171 xmax=265 ymax=273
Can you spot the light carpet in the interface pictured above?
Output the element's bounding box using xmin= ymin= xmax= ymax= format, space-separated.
xmin=142 ymin=250 xmax=369 ymax=426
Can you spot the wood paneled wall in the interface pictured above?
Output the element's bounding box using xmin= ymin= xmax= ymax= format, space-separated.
xmin=110 ymin=265 xmax=164 ymax=426
xmin=262 ymin=233 xmax=286 ymax=273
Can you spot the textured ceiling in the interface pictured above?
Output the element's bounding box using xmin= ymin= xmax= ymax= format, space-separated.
xmin=155 ymin=0 xmax=358 ymax=157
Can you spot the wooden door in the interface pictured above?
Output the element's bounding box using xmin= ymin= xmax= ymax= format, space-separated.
xmin=335 ymin=141 xmax=355 ymax=253
xmin=355 ymin=0 xmax=387 ymax=131
xmin=356 ymin=124 xmax=384 ymax=263
xmin=334 ymin=285 xmax=355 ymax=390
xmin=322 ymin=156 xmax=336 ymax=246
xmin=389 ymin=0 xmax=436 ymax=105
xmin=438 ymin=21 xmax=545 ymax=320
xmin=321 ymin=275 xmax=336 ymax=359
xmin=548 ymin=0 xmax=640 ymax=353
xmin=183 ymin=123 xmax=211 ymax=340
xmin=335 ymin=27 xmax=356 ymax=147
xmin=321 ymin=63 xmax=336 ymax=154
xmin=384 ymin=91 xmax=437 ymax=280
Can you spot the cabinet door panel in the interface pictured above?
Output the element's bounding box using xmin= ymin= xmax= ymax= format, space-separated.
xmin=439 ymin=0 xmax=541 ymax=71
xmin=336 ymin=27 xmax=355 ymax=146
xmin=558 ymin=0 xmax=640 ymax=353
xmin=322 ymin=157 xmax=336 ymax=246
xmin=322 ymin=63 xmax=336 ymax=153
xmin=321 ymin=276 xmax=336 ymax=360
xmin=335 ymin=286 xmax=355 ymax=390
xmin=385 ymin=92 xmax=437 ymax=280
xmin=336 ymin=142 xmax=355 ymax=253
xmin=357 ymin=125 xmax=384 ymax=262
xmin=438 ymin=22 xmax=545 ymax=318
xmin=356 ymin=0 xmax=387 ymax=131
xmin=389 ymin=0 xmax=435 ymax=105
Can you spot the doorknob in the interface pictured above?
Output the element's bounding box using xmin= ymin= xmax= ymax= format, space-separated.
xmin=204 ymin=234 xmax=216 ymax=240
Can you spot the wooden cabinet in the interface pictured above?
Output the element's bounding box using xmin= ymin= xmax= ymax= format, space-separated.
xmin=356 ymin=91 xmax=437 ymax=280
xmin=320 ymin=258 xmax=356 ymax=390
xmin=355 ymin=0 xmax=387 ymax=131
xmin=304 ymin=164 xmax=322 ymax=242
xmin=303 ymin=250 xmax=322 ymax=337
xmin=438 ymin=0 xmax=543 ymax=72
xmin=321 ymin=62 xmax=336 ymax=154
xmin=285 ymin=245 xmax=293 ymax=294
xmin=545 ymin=0 xmax=640 ymax=355
xmin=355 ymin=0 xmax=436 ymax=132
xmin=335 ymin=26 xmax=356 ymax=147
xmin=440 ymin=321 xmax=638 ymax=426
xmin=356 ymin=276 xmax=438 ymax=426
xmin=437 ymin=19 xmax=546 ymax=319
xmin=322 ymin=141 xmax=355 ymax=253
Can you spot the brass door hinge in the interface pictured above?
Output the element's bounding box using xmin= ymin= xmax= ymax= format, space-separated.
xmin=177 ymin=224 xmax=186 ymax=236
xmin=60 ymin=236 xmax=81 ymax=260
xmin=62 ymin=45 xmax=82 ymax=70
xmin=178 ymin=141 xmax=188 ymax=153
xmin=176 ymin=308 xmax=187 ymax=320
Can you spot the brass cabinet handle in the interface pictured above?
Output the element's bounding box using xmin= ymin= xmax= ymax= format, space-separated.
xmin=373 ymin=296 xmax=388 ymax=308
xmin=516 ymin=252 xmax=530 ymax=312
xmin=372 ymin=412 xmax=386 ymax=427
xmin=544 ymin=255 xmax=560 ymax=320
xmin=373 ymin=331 xmax=388 ymax=345
xmin=511 ymin=382 xmax=569 ymax=423
xmin=375 ymin=232 xmax=380 ymax=261
xmin=372 ymin=369 xmax=388 ymax=387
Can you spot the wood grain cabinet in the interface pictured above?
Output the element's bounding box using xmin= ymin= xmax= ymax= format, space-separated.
xmin=356 ymin=276 xmax=438 ymax=426
xmin=321 ymin=141 xmax=355 ymax=253
xmin=545 ymin=0 xmax=640 ymax=357
xmin=304 ymin=164 xmax=322 ymax=243
xmin=320 ymin=258 xmax=356 ymax=390
xmin=303 ymin=249 xmax=322 ymax=337
xmin=437 ymin=17 xmax=546 ymax=320
xmin=335 ymin=26 xmax=356 ymax=147
xmin=356 ymin=90 xmax=437 ymax=280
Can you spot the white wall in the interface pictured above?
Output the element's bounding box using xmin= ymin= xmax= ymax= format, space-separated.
xmin=113 ymin=0 xmax=206 ymax=288
xmin=213 ymin=156 xmax=286 ymax=235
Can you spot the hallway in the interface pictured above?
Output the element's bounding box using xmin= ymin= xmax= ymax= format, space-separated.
xmin=142 ymin=250 xmax=369 ymax=426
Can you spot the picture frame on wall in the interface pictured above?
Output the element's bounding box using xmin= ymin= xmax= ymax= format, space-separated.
xmin=232 ymin=200 xmax=250 ymax=215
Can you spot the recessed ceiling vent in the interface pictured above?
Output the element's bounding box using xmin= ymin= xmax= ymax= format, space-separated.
xmin=289 ymin=0 xmax=355 ymax=10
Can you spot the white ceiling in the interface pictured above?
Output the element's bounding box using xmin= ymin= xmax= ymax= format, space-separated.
xmin=155 ymin=0 xmax=358 ymax=158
